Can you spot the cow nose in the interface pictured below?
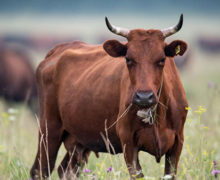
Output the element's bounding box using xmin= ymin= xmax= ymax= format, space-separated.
xmin=133 ymin=91 xmax=156 ymax=108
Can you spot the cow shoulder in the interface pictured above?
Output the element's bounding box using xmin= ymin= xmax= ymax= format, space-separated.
xmin=36 ymin=41 xmax=85 ymax=85
xmin=53 ymin=43 xmax=106 ymax=84
xmin=53 ymin=49 xmax=78 ymax=82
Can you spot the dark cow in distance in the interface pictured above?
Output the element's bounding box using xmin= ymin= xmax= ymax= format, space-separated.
xmin=198 ymin=36 xmax=220 ymax=53
xmin=31 ymin=14 xmax=188 ymax=179
xmin=0 ymin=47 xmax=37 ymax=107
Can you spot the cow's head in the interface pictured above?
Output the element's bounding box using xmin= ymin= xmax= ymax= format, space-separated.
xmin=103 ymin=14 xmax=187 ymax=109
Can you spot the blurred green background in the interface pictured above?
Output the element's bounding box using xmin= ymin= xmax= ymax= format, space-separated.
xmin=0 ymin=0 xmax=220 ymax=179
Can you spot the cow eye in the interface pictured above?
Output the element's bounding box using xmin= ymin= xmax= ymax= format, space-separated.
xmin=158 ymin=58 xmax=166 ymax=66
xmin=125 ymin=57 xmax=135 ymax=66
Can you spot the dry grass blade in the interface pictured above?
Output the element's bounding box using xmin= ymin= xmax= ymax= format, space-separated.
xmin=107 ymin=103 xmax=132 ymax=130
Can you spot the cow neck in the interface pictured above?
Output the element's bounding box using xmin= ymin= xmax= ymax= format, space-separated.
xmin=149 ymin=73 xmax=164 ymax=125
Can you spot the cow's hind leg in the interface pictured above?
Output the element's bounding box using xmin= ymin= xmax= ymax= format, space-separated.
xmin=30 ymin=87 xmax=63 ymax=179
xmin=57 ymin=135 xmax=91 ymax=180
xmin=58 ymin=145 xmax=91 ymax=180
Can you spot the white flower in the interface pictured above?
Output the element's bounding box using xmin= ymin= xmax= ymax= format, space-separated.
xmin=9 ymin=115 xmax=16 ymax=121
xmin=8 ymin=108 xmax=18 ymax=114
xmin=114 ymin=171 xmax=121 ymax=176
xmin=162 ymin=174 xmax=173 ymax=179
xmin=144 ymin=176 xmax=155 ymax=179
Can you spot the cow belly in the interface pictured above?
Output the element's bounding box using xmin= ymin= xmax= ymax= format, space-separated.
xmin=64 ymin=121 xmax=122 ymax=153
xmin=60 ymin=100 xmax=122 ymax=153
xmin=137 ymin=127 xmax=175 ymax=158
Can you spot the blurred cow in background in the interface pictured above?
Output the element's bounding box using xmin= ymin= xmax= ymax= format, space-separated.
xmin=198 ymin=36 xmax=220 ymax=53
xmin=1 ymin=34 xmax=79 ymax=51
xmin=0 ymin=45 xmax=37 ymax=111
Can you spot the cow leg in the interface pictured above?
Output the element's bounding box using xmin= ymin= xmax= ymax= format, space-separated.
xmin=58 ymin=150 xmax=91 ymax=180
xmin=58 ymin=136 xmax=81 ymax=179
xmin=30 ymin=89 xmax=62 ymax=179
xmin=58 ymin=152 xmax=80 ymax=180
xmin=119 ymin=134 xmax=143 ymax=180
xmin=58 ymin=140 xmax=91 ymax=179
xmin=57 ymin=153 xmax=70 ymax=179
xmin=164 ymin=133 xmax=184 ymax=180
xmin=136 ymin=153 xmax=144 ymax=177
xmin=30 ymin=119 xmax=63 ymax=179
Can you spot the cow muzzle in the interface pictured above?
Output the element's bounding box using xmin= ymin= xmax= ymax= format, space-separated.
xmin=133 ymin=90 xmax=157 ymax=108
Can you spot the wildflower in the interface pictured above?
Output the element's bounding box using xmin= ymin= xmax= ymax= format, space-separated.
xmin=144 ymin=176 xmax=155 ymax=179
xmin=114 ymin=171 xmax=121 ymax=176
xmin=194 ymin=105 xmax=206 ymax=115
xmin=203 ymin=150 xmax=208 ymax=156
xmin=107 ymin=166 xmax=113 ymax=173
xmin=207 ymin=81 xmax=215 ymax=88
xmin=162 ymin=174 xmax=173 ymax=179
xmin=0 ymin=145 xmax=6 ymax=152
xmin=194 ymin=110 xmax=202 ymax=114
xmin=185 ymin=107 xmax=191 ymax=110
xmin=91 ymin=174 xmax=96 ymax=180
xmin=186 ymin=144 xmax=193 ymax=157
xmin=199 ymin=106 xmax=206 ymax=112
xmin=1 ymin=112 xmax=9 ymax=118
xmin=187 ymin=118 xmax=192 ymax=123
xmin=83 ymin=168 xmax=91 ymax=173
xmin=203 ymin=126 xmax=209 ymax=130
xmin=8 ymin=108 xmax=18 ymax=114
xmin=212 ymin=160 xmax=220 ymax=178
xmin=212 ymin=169 xmax=220 ymax=177
xmin=9 ymin=115 xmax=16 ymax=121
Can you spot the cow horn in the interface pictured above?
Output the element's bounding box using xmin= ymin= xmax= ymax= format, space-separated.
xmin=162 ymin=14 xmax=183 ymax=38
xmin=105 ymin=17 xmax=130 ymax=38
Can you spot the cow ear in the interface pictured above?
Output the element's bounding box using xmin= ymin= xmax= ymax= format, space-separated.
xmin=165 ymin=40 xmax=187 ymax=57
xmin=103 ymin=40 xmax=127 ymax=57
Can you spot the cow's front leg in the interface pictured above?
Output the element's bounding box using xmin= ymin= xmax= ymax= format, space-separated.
xmin=119 ymin=133 xmax=144 ymax=179
xmin=164 ymin=133 xmax=184 ymax=180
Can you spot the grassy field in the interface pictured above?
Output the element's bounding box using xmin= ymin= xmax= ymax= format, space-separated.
xmin=0 ymin=15 xmax=220 ymax=180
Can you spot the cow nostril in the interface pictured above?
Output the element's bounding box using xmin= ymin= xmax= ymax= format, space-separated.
xmin=133 ymin=91 xmax=156 ymax=107
xmin=135 ymin=92 xmax=141 ymax=100
xmin=148 ymin=92 xmax=154 ymax=101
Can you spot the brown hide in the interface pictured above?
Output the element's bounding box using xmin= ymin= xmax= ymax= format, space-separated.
xmin=31 ymin=29 xmax=188 ymax=179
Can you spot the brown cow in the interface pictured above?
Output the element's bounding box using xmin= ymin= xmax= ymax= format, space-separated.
xmin=0 ymin=47 xmax=37 ymax=107
xmin=31 ymin=14 xmax=188 ymax=180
